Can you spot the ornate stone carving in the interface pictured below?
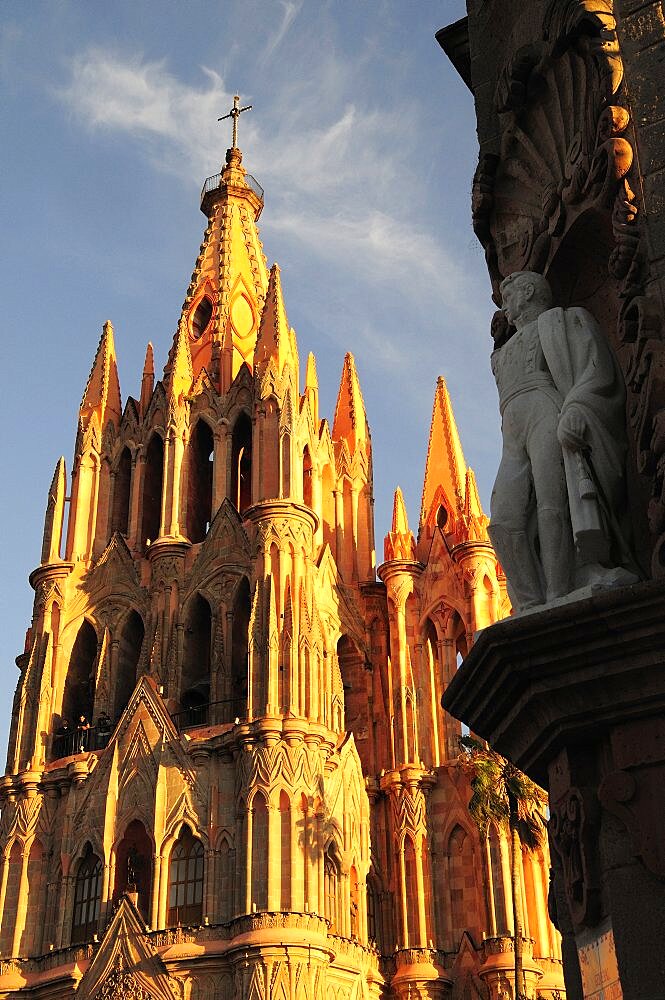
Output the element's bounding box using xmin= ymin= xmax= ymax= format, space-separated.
xmin=548 ymin=787 xmax=601 ymax=929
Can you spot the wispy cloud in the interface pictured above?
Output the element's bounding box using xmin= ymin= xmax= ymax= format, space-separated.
xmin=260 ymin=0 xmax=304 ymax=63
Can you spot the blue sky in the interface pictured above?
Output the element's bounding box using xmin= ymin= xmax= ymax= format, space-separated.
xmin=0 ymin=1 xmax=499 ymax=758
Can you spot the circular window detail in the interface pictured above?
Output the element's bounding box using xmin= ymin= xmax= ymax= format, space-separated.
xmin=191 ymin=296 xmax=213 ymax=340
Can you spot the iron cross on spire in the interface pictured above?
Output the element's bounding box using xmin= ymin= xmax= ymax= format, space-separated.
xmin=218 ymin=94 xmax=252 ymax=149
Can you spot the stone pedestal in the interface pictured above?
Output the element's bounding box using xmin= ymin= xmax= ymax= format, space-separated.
xmin=442 ymin=580 xmax=665 ymax=1000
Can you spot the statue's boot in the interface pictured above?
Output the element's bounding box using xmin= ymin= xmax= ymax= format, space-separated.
xmin=488 ymin=523 xmax=544 ymax=612
xmin=537 ymin=506 xmax=573 ymax=602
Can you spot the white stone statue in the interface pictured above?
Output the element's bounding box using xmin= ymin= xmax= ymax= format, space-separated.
xmin=488 ymin=271 xmax=638 ymax=613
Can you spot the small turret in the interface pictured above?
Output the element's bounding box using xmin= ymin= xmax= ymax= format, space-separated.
xmin=254 ymin=264 xmax=293 ymax=380
xmin=79 ymin=320 xmax=122 ymax=435
xmin=303 ymin=351 xmax=319 ymax=427
xmin=419 ymin=375 xmax=467 ymax=536
xmin=166 ymin=319 xmax=194 ymax=403
xmin=384 ymin=487 xmax=416 ymax=562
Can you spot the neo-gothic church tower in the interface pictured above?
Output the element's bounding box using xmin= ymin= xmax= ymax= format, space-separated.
xmin=0 ymin=137 xmax=565 ymax=1000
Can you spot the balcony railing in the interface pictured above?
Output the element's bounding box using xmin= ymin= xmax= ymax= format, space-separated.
xmin=52 ymin=723 xmax=112 ymax=759
xmin=200 ymin=172 xmax=264 ymax=210
xmin=169 ymin=699 xmax=244 ymax=732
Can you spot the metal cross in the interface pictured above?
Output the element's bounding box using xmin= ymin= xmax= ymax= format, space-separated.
xmin=218 ymin=94 xmax=252 ymax=149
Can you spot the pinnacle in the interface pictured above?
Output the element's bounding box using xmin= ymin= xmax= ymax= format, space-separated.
xmin=80 ymin=320 xmax=122 ymax=430
xmin=332 ymin=352 xmax=369 ymax=453
xmin=392 ymin=487 xmax=410 ymax=536
xmin=140 ymin=342 xmax=155 ymax=415
xmin=254 ymin=263 xmax=292 ymax=375
xmin=167 ymin=319 xmax=194 ymax=401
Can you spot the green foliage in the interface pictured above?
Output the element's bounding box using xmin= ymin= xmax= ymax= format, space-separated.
xmin=459 ymin=736 xmax=547 ymax=848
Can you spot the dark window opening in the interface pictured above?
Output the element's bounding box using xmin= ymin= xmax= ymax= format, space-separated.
xmin=111 ymin=447 xmax=132 ymax=537
xmin=230 ymin=414 xmax=252 ymax=514
xmin=186 ymin=420 xmax=214 ymax=544
xmin=303 ymin=446 xmax=313 ymax=509
xmin=140 ymin=434 xmax=164 ymax=549
xmin=59 ymin=620 xmax=97 ymax=753
xmin=181 ymin=594 xmax=211 ymax=722
xmin=114 ymin=820 xmax=152 ymax=922
xmin=71 ymin=844 xmax=102 ymax=944
xmin=191 ymin=296 xmax=213 ymax=340
xmin=113 ymin=612 xmax=144 ymax=722
xmin=230 ymin=578 xmax=250 ymax=721
xmin=168 ymin=827 xmax=204 ymax=926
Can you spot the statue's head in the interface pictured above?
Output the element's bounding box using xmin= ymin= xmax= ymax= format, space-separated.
xmin=500 ymin=271 xmax=553 ymax=328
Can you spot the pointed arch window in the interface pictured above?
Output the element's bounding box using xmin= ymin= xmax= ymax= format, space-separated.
xmin=181 ymin=594 xmax=212 ymax=726
xmin=302 ymin=445 xmax=313 ymax=508
xmin=111 ymin=447 xmax=132 ymax=537
xmin=230 ymin=413 xmax=252 ymax=514
xmin=230 ymin=578 xmax=250 ymax=722
xmin=324 ymin=846 xmax=340 ymax=933
xmin=113 ymin=611 xmax=144 ymax=722
xmin=141 ymin=433 xmax=164 ymax=549
xmin=60 ymin=619 xmax=97 ymax=751
xmin=168 ymin=826 xmax=204 ymax=926
xmin=186 ymin=419 xmax=214 ymax=543
xmin=71 ymin=844 xmax=102 ymax=944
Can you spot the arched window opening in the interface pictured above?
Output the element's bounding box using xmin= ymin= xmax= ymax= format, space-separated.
xmin=191 ymin=296 xmax=213 ymax=340
xmin=168 ymin=826 xmax=204 ymax=926
xmin=302 ymin=446 xmax=313 ymax=509
xmin=218 ymin=839 xmax=233 ymax=923
xmin=251 ymin=794 xmax=268 ymax=911
xmin=231 ymin=578 xmax=250 ymax=722
xmin=113 ymin=612 xmax=144 ymax=722
xmin=60 ymin=620 xmax=97 ymax=751
xmin=280 ymin=432 xmax=291 ymax=498
xmin=71 ymin=844 xmax=102 ymax=944
xmin=404 ymin=835 xmax=419 ymax=946
xmin=111 ymin=447 xmax=132 ymax=537
xmin=337 ymin=635 xmax=366 ymax=754
xmin=280 ymin=791 xmax=291 ymax=910
xmin=140 ymin=434 xmax=164 ymax=549
xmin=186 ymin=420 xmax=214 ymax=543
xmin=113 ymin=820 xmax=152 ymax=922
xmin=367 ymin=874 xmax=382 ymax=950
xmin=230 ymin=414 xmax=252 ymax=514
xmin=181 ymin=595 xmax=211 ymax=726
xmin=324 ymin=847 xmax=340 ymax=933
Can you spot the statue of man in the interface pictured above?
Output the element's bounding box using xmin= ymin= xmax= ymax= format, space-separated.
xmin=489 ymin=271 xmax=637 ymax=612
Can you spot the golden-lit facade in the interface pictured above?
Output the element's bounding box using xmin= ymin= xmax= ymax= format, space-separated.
xmin=0 ymin=145 xmax=565 ymax=999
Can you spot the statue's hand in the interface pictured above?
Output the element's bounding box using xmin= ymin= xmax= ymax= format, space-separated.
xmin=558 ymin=407 xmax=587 ymax=451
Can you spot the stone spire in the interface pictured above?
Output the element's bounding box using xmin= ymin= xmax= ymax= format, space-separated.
xmin=420 ymin=375 xmax=467 ymax=529
xmin=79 ymin=320 xmax=122 ymax=433
xmin=384 ymin=486 xmax=417 ymax=561
xmin=168 ymin=138 xmax=269 ymax=392
xmin=167 ymin=319 xmax=193 ymax=403
xmin=254 ymin=263 xmax=292 ymax=378
xmin=140 ymin=342 xmax=154 ymax=415
xmin=40 ymin=457 xmax=66 ymax=565
xmin=332 ymin=353 xmax=370 ymax=455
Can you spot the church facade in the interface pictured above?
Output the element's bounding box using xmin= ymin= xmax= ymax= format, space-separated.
xmin=0 ymin=142 xmax=564 ymax=999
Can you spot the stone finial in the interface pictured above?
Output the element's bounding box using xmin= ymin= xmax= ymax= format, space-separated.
xmin=41 ymin=457 xmax=67 ymax=565
xmin=167 ymin=319 xmax=193 ymax=402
